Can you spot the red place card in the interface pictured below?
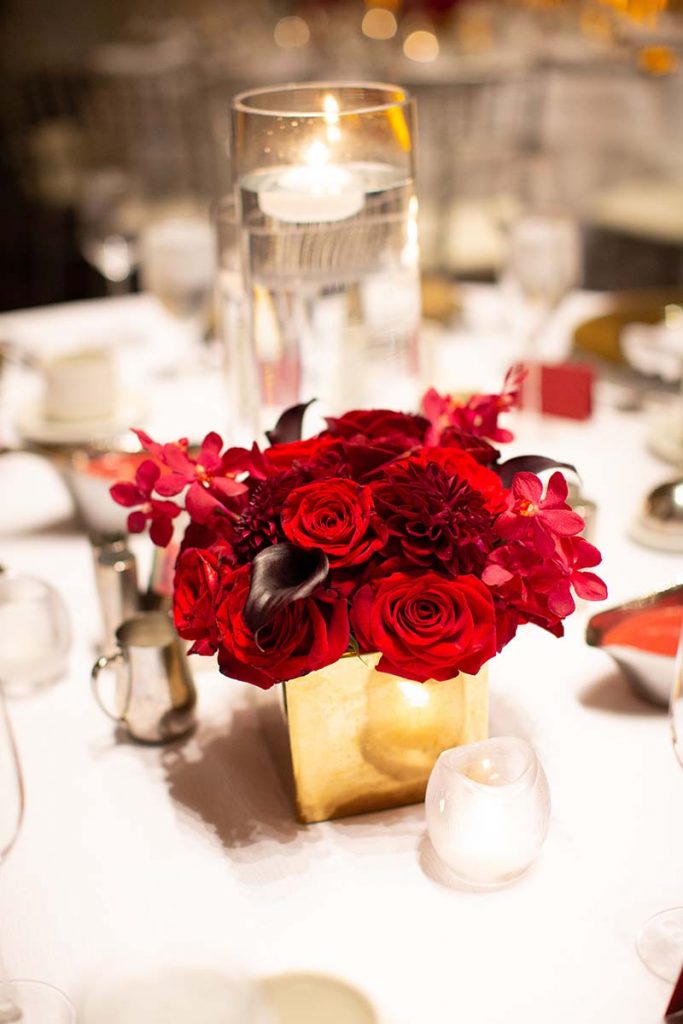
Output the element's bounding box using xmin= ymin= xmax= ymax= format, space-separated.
xmin=665 ymin=963 xmax=683 ymax=1022
xmin=521 ymin=361 xmax=594 ymax=420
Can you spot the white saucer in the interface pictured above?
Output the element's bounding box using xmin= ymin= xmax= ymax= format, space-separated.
xmin=644 ymin=398 xmax=683 ymax=467
xmin=629 ymin=515 xmax=683 ymax=553
xmin=17 ymin=393 xmax=146 ymax=448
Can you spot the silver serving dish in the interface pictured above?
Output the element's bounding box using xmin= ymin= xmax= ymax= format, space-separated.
xmin=586 ymin=585 xmax=683 ymax=708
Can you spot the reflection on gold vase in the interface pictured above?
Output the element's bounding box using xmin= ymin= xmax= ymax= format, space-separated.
xmin=258 ymin=652 xmax=488 ymax=824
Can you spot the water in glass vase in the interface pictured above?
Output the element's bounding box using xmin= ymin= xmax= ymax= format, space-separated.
xmin=239 ymin=162 xmax=421 ymax=429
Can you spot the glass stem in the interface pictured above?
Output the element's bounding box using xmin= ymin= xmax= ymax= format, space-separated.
xmin=105 ymin=275 xmax=131 ymax=298
xmin=0 ymin=888 xmax=21 ymax=1022
xmin=523 ymin=299 xmax=561 ymax=423
xmin=0 ymin=996 xmax=22 ymax=1023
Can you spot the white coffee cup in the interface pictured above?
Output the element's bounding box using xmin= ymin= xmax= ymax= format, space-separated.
xmin=43 ymin=346 xmax=117 ymax=423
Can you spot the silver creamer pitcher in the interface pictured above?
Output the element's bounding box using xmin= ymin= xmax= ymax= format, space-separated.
xmin=91 ymin=611 xmax=196 ymax=743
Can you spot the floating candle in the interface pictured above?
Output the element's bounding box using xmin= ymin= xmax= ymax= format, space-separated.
xmin=258 ymin=141 xmax=364 ymax=224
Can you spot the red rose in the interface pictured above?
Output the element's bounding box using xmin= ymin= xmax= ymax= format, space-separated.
xmin=282 ymin=478 xmax=387 ymax=569
xmin=215 ymin=565 xmax=350 ymax=688
xmin=350 ymin=571 xmax=497 ymax=682
xmin=173 ymin=547 xmax=222 ymax=655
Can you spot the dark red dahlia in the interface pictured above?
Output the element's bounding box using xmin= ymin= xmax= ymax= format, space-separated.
xmin=323 ymin=408 xmax=429 ymax=444
xmin=232 ymin=473 xmax=295 ymax=562
xmin=371 ymin=459 xmax=497 ymax=576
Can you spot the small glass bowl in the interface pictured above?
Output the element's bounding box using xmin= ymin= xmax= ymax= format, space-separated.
xmin=0 ymin=570 xmax=71 ymax=696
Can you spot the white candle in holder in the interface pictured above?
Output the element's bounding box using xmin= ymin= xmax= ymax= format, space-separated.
xmin=425 ymin=736 xmax=551 ymax=886
xmin=258 ymin=141 xmax=364 ymax=224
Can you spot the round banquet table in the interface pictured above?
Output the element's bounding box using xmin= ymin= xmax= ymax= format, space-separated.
xmin=0 ymin=289 xmax=681 ymax=1024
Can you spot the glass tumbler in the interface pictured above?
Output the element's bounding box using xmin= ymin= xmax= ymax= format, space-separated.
xmin=0 ymin=570 xmax=71 ymax=696
xmin=425 ymin=736 xmax=551 ymax=887
xmin=215 ymin=196 xmax=260 ymax=446
xmin=230 ymin=82 xmax=421 ymax=431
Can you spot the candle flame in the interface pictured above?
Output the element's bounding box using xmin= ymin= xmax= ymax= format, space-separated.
xmin=304 ymin=140 xmax=329 ymax=170
xmin=323 ymin=94 xmax=339 ymax=122
xmin=323 ymin=94 xmax=341 ymax=144
xmin=398 ymin=680 xmax=431 ymax=708
xmin=465 ymin=756 xmax=503 ymax=785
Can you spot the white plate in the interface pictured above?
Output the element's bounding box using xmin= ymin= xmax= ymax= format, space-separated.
xmin=629 ymin=515 xmax=683 ymax=553
xmin=17 ymin=393 xmax=146 ymax=447
xmin=644 ymin=397 xmax=683 ymax=467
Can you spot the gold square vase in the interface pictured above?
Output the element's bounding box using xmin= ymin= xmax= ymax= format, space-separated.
xmin=259 ymin=652 xmax=488 ymax=824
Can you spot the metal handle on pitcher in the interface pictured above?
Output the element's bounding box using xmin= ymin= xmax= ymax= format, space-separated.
xmin=91 ymin=650 xmax=128 ymax=722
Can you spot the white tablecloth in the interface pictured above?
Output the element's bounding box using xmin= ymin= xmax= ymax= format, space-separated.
xmin=0 ymin=291 xmax=681 ymax=1023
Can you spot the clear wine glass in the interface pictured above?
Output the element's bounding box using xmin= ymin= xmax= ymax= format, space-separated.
xmin=139 ymin=203 xmax=216 ymax=374
xmin=636 ymin=626 xmax=683 ymax=983
xmin=0 ymin=684 xmax=22 ymax=867
xmin=0 ymin=687 xmax=76 ymax=1023
xmin=502 ymin=211 xmax=582 ymax=423
xmin=78 ymin=168 xmax=143 ymax=295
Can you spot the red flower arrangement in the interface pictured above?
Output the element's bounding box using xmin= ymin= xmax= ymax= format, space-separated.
xmin=111 ymin=369 xmax=607 ymax=688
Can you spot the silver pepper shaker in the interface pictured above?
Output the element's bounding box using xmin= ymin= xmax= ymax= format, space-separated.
xmin=145 ymin=512 xmax=187 ymax=612
xmin=567 ymin=481 xmax=597 ymax=544
xmin=92 ymin=538 xmax=140 ymax=653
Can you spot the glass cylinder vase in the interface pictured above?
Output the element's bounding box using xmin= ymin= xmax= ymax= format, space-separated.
xmin=230 ymin=82 xmax=421 ymax=433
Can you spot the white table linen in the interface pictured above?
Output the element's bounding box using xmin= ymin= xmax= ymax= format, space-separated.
xmin=0 ymin=291 xmax=681 ymax=1023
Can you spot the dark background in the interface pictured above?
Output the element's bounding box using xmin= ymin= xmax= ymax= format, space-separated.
xmin=0 ymin=0 xmax=681 ymax=312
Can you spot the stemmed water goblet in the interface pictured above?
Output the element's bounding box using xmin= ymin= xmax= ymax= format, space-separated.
xmin=636 ymin=624 xmax=683 ymax=983
xmin=502 ymin=210 xmax=582 ymax=427
xmin=78 ymin=168 xmax=143 ymax=295
xmin=0 ymin=687 xmax=75 ymax=1023
xmin=138 ymin=200 xmax=216 ymax=375
xmin=500 ymin=150 xmax=583 ymax=431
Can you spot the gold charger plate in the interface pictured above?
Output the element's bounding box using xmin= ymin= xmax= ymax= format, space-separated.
xmin=573 ymin=288 xmax=683 ymax=366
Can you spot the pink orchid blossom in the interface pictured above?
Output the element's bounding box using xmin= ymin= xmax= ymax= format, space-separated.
xmin=110 ymin=460 xmax=181 ymax=547
xmin=422 ymin=365 xmax=525 ymax=446
xmin=132 ymin=429 xmax=259 ymax=525
xmin=496 ymin=471 xmax=584 ymax=555
xmin=544 ymin=537 xmax=609 ymax=617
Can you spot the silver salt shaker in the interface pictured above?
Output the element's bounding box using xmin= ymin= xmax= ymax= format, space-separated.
xmin=92 ymin=538 xmax=140 ymax=653
xmin=567 ymin=481 xmax=597 ymax=544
